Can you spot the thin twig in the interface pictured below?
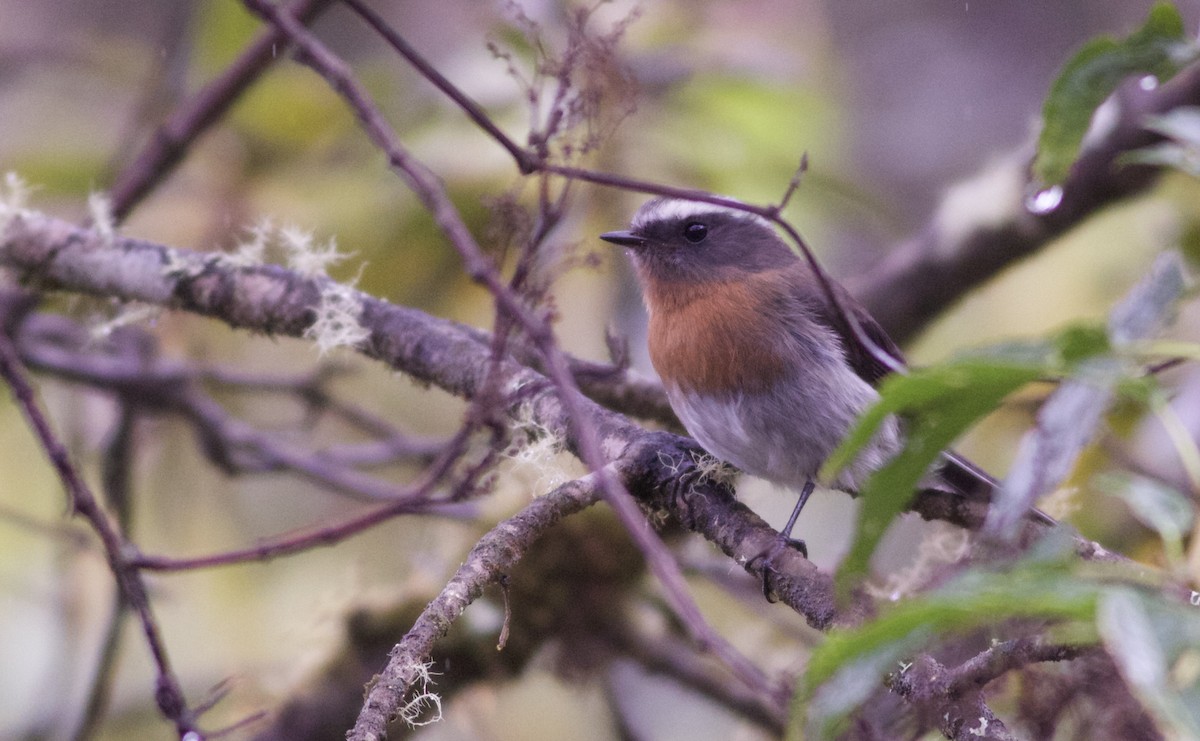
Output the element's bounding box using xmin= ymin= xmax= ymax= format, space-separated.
xmin=71 ymin=404 xmax=138 ymax=741
xmin=0 ymin=334 xmax=198 ymax=737
xmin=131 ymin=401 xmax=484 ymax=571
xmin=106 ymin=0 xmax=336 ymax=223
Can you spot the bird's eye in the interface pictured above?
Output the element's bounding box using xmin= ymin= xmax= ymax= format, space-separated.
xmin=683 ymin=222 xmax=708 ymax=243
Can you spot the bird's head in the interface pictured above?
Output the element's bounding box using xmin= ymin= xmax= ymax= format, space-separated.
xmin=600 ymin=198 xmax=797 ymax=287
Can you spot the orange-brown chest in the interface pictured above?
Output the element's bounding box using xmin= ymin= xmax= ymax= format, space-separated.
xmin=645 ymin=274 xmax=793 ymax=395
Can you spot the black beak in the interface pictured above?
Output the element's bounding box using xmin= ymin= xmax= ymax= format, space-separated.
xmin=599 ymin=230 xmax=647 ymax=248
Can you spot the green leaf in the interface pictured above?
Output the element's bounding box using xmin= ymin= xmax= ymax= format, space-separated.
xmin=1034 ymin=2 xmax=1190 ymax=186
xmin=1098 ymin=589 xmax=1200 ymax=738
xmin=825 ymin=357 xmax=1041 ymax=594
xmin=1056 ymin=323 xmax=1113 ymax=364
xmin=796 ymin=547 xmax=1099 ymax=739
xmin=954 ymin=322 xmax=1110 ymax=368
xmin=823 ymin=360 xmax=1044 ymax=593
xmin=1098 ymin=474 xmax=1195 ymax=567
xmin=988 ymin=251 xmax=1189 ymax=539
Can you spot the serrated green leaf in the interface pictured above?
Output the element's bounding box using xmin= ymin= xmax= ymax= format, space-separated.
xmin=1034 ymin=2 xmax=1190 ymax=186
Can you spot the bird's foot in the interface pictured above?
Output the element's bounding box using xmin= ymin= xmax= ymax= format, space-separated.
xmin=748 ymin=535 xmax=808 ymax=603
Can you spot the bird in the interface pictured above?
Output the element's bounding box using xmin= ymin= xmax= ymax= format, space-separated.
xmin=601 ymin=196 xmax=1054 ymax=557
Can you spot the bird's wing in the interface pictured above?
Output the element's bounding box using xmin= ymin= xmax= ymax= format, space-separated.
xmin=812 ymin=281 xmax=905 ymax=386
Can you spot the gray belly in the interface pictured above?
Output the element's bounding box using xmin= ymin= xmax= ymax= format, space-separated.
xmin=665 ymin=365 xmax=901 ymax=493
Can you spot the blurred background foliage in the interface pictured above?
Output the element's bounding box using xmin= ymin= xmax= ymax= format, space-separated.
xmin=3 ymin=0 xmax=1200 ymax=739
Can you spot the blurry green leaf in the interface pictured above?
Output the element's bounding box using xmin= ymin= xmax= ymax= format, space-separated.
xmin=952 ymin=322 xmax=1109 ymax=371
xmin=194 ymin=0 xmax=261 ymax=76
xmin=1097 ymin=474 xmax=1194 ymax=566
xmin=824 ymin=360 xmax=1043 ymax=592
xmin=1147 ymin=387 xmax=1200 ymax=497
xmin=1122 ymin=141 xmax=1200 ymax=175
xmin=1034 ymin=2 xmax=1191 ymax=186
xmin=989 ymin=252 xmax=1189 ymax=538
xmin=1126 ymin=339 xmax=1200 ymax=364
xmin=793 ymin=629 xmax=931 ymax=741
xmin=1108 ymin=251 xmax=1189 ymax=346
xmin=1127 ymin=107 xmax=1200 ymax=176
xmin=797 ymin=548 xmax=1098 ymax=739
xmin=1098 ymin=589 xmax=1200 ymax=738
xmin=1056 ymin=323 xmax=1113 ymax=364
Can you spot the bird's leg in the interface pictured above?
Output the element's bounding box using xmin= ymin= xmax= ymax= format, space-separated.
xmin=750 ymin=478 xmax=814 ymax=602
xmin=779 ymin=478 xmax=815 ymax=542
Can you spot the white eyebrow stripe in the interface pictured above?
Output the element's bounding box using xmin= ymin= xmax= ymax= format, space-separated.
xmin=630 ymin=198 xmax=773 ymax=231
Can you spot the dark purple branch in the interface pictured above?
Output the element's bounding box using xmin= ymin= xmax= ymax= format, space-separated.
xmin=130 ymin=476 xmax=448 ymax=572
xmin=71 ymin=403 xmax=138 ymax=740
xmin=605 ymin=623 xmax=788 ymax=734
xmin=339 ymin=0 xmax=535 ymax=172
xmin=946 ymin=638 xmax=1086 ymax=697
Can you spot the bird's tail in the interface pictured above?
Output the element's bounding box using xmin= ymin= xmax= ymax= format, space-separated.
xmin=937 ymin=450 xmax=1058 ymax=527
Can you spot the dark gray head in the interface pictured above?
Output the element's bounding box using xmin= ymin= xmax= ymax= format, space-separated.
xmin=600 ymin=198 xmax=798 ymax=285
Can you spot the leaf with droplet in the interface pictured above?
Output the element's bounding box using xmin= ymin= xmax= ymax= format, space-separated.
xmin=1034 ymin=2 xmax=1191 ymax=187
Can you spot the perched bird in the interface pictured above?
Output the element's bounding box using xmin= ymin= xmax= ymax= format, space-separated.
xmin=601 ymin=197 xmax=1052 ymax=552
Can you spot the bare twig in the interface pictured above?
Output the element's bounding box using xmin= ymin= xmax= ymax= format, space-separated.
xmin=352 ymin=469 xmax=605 ymax=737
xmin=106 ymin=0 xmax=336 ymax=222
xmin=129 ymin=391 xmax=488 ymax=571
xmin=15 ymin=311 xmax=450 ymax=501
xmin=71 ymin=403 xmax=138 ymax=741
xmin=603 ymin=623 xmax=788 ymax=735
xmin=945 ymin=638 xmax=1086 ymax=697
xmin=0 ymin=333 xmax=198 ymax=737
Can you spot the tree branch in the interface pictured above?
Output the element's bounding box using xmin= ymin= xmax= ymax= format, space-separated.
xmin=0 ymin=328 xmax=197 ymax=736
xmin=850 ymin=61 xmax=1200 ymax=343
xmin=0 ymin=210 xmax=859 ymax=625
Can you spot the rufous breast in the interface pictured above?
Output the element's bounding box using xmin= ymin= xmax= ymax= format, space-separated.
xmin=644 ymin=271 xmax=794 ymax=396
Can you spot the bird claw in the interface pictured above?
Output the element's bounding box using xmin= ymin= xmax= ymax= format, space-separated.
xmin=749 ymin=535 xmax=808 ymax=603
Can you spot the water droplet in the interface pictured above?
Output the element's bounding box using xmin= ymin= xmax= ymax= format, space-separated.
xmin=1025 ymin=185 xmax=1063 ymax=215
xmin=1139 ymin=75 xmax=1159 ymax=91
